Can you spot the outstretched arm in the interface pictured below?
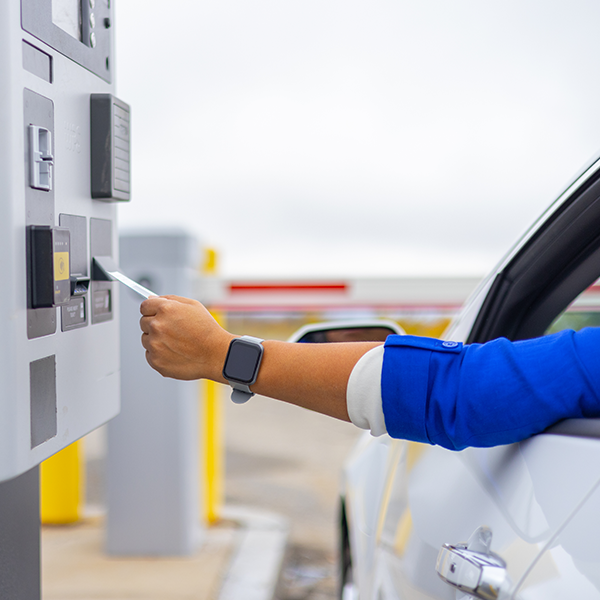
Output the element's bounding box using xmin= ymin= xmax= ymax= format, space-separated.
xmin=140 ymin=297 xmax=600 ymax=448
xmin=139 ymin=295 xmax=381 ymax=421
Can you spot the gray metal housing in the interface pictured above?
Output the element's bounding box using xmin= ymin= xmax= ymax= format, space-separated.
xmin=0 ymin=0 xmax=122 ymax=482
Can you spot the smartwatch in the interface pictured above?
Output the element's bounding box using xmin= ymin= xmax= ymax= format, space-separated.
xmin=222 ymin=335 xmax=264 ymax=404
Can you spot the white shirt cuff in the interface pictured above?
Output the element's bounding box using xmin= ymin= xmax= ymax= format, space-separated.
xmin=346 ymin=345 xmax=387 ymax=437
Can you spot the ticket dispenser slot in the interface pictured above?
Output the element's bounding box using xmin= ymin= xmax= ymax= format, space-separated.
xmin=90 ymin=217 xmax=114 ymax=324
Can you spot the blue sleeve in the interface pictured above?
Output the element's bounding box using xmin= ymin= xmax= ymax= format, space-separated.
xmin=381 ymin=328 xmax=600 ymax=450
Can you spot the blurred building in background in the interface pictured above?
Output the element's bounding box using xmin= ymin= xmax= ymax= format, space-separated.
xmin=199 ymin=276 xmax=483 ymax=341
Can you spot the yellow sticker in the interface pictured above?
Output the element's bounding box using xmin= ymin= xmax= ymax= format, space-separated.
xmin=54 ymin=252 xmax=69 ymax=281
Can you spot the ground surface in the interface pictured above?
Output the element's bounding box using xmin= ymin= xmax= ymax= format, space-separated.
xmin=42 ymin=516 xmax=236 ymax=600
xmin=43 ymin=385 xmax=360 ymax=600
xmin=225 ymin=393 xmax=361 ymax=600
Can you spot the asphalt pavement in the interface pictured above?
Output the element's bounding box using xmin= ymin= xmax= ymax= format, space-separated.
xmin=225 ymin=393 xmax=361 ymax=600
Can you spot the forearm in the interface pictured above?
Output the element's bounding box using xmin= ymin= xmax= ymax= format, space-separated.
xmin=201 ymin=336 xmax=381 ymax=421
xmin=140 ymin=295 xmax=381 ymax=421
xmin=246 ymin=340 xmax=382 ymax=420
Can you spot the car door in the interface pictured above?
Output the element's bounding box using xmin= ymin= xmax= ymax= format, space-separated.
xmin=363 ymin=154 xmax=600 ymax=600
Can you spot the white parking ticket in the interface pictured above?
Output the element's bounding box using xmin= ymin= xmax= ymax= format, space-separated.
xmin=93 ymin=256 xmax=158 ymax=299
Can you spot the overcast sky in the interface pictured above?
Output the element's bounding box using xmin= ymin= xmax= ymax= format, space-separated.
xmin=114 ymin=0 xmax=600 ymax=278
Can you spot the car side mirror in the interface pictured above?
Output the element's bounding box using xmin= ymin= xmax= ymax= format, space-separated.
xmin=288 ymin=320 xmax=405 ymax=343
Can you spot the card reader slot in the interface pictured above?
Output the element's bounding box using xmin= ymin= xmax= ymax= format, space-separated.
xmin=70 ymin=275 xmax=90 ymax=296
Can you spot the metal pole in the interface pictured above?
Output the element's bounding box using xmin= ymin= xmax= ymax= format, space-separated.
xmin=0 ymin=467 xmax=40 ymax=600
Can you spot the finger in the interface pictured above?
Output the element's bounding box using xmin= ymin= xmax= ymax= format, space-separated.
xmin=139 ymin=315 xmax=151 ymax=334
xmin=139 ymin=314 xmax=160 ymax=335
xmin=161 ymin=295 xmax=200 ymax=306
xmin=145 ymin=348 xmax=166 ymax=377
xmin=140 ymin=296 xmax=169 ymax=316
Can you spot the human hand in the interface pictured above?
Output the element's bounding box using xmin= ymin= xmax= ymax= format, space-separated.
xmin=139 ymin=295 xmax=233 ymax=380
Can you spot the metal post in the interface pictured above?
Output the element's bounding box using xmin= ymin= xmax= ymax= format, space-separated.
xmin=106 ymin=230 xmax=202 ymax=555
xmin=0 ymin=467 xmax=40 ymax=600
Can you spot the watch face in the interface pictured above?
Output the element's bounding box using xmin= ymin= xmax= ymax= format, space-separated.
xmin=223 ymin=339 xmax=263 ymax=384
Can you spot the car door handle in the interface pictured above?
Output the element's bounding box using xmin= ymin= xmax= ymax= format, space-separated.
xmin=436 ymin=526 xmax=511 ymax=600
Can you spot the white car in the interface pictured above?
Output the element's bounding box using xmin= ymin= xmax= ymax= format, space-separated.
xmin=299 ymin=154 xmax=600 ymax=599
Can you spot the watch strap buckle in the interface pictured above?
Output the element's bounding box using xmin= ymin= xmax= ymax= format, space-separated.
xmin=230 ymin=388 xmax=254 ymax=404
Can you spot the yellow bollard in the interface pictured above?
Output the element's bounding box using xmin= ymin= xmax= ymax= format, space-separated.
xmin=201 ymin=247 xmax=224 ymax=524
xmin=40 ymin=440 xmax=84 ymax=524
xmin=203 ymin=362 xmax=224 ymax=524
xmin=203 ymin=247 xmax=218 ymax=275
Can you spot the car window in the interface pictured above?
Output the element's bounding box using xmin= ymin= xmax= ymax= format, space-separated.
xmin=545 ymin=277 xmax=600 ymax=334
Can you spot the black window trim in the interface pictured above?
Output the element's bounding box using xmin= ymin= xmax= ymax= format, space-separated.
xmin=468 ymin=169 xmax=600 ymax=344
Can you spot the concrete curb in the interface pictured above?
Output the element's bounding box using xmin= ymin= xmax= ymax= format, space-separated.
xmin=218 ymin=506 xmax=290 ymax=600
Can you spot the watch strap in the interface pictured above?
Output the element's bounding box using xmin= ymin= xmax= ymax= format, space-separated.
xmin=239 ymin=335 xmax=264 ymax=345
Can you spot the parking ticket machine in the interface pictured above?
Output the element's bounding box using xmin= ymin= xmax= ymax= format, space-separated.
xmin=0 ymin=0 xmax=129 ymax=483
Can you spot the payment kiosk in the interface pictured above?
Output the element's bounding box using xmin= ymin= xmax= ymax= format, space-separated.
xmin=0 ymin=0 xmax=129 ymax=595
